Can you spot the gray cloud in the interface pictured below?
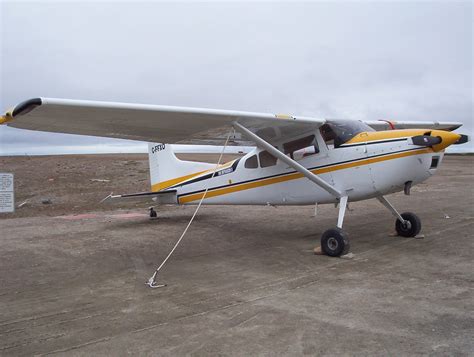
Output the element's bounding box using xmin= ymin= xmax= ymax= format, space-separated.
xmin=1 ymin=1 xmax=472 ymax=154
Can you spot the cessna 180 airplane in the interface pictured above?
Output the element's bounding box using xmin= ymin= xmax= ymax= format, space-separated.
xmin=1 ymin=98 xmax=469 ymax=256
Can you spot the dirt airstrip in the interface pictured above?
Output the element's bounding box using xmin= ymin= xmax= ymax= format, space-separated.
xmin=0 ymin=154 xmax=472 ymax=355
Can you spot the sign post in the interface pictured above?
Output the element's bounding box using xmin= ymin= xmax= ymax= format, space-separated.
xmin=0 ymin=173 xmax=14 ymax=213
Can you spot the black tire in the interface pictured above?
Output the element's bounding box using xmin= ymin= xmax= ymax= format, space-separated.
xmin=321 ymin=228 xmax=350 ymax=257
xmin=395 ymin=212 xmax=421 ymax=237
xmin=149 ymin=208 xmax=157 ymax=218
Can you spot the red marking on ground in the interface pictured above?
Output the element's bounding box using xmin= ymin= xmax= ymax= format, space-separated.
xmin=107 ymin=213 xmax=148 ymax=219
xmin=56 ymin=214 xmax=99 ymax=220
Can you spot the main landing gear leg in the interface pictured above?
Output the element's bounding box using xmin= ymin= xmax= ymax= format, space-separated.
xmin=376 ymin=196 xmax=421 ymax=237
xmin=321 ymin=196 xmax=350 ymax=257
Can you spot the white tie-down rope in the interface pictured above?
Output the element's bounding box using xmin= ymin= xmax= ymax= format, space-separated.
xmin=146 ymin=129 xmax=234 ymax=288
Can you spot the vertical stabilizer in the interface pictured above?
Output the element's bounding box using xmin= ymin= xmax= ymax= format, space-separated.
xmin=148 ymin=143 xmax=214 ymax=191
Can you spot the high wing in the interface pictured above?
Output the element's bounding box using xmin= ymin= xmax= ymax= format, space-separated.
xmin=363 ymin=119 xmax=462 ymax=132
xmin=2 ymin=97 xmax=462 ymax=144
xmin=1 ymin=97 xmax=325 ymax=144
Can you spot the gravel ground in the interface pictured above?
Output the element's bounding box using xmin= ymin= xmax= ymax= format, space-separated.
xmin=0 ymin=154 xmax=472 ymax=356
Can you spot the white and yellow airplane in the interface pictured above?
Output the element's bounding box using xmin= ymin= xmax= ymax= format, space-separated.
xmin=1 ymin=98 xmax=469 ymax=256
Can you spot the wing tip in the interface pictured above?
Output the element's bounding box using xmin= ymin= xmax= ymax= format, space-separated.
xmin=450 ymin=123 xmax=463 ymax=131
xmin=11 ymin=97 xmax=42 ymax=117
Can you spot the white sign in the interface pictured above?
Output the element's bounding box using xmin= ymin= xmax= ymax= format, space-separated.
xmin=0 ymin=173 xmax=14 ymax=213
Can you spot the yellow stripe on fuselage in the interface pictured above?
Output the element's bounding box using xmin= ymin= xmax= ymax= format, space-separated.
xmin=151 ymin=159 xmax=237 ymax=191
xmin=345 ymin=129 xmax=430 ymax=144
xmin=178 ymin=148 xmax=432 ymax=204
xmin=152 ymin=170 xmax=209 ymax=191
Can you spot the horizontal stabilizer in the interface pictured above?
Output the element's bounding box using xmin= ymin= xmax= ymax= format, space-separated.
xmin=102 ymin=190 xmax=177 ymax=204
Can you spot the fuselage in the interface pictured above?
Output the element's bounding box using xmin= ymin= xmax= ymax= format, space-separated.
xmin=158 ymin=128 xmax=456 ymax=206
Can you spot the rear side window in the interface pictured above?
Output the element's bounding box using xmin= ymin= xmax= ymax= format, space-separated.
xmin=259 ymin=151 xmax=277 ymax=168
xmin=283 ymin=135 xmax=319 ymax=159
xmin=244 ymin=154 xmax=258 ymax=169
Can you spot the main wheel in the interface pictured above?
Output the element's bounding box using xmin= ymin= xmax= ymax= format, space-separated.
xmin=321 ymin=228 xmax=350 ymax=257
xmin=395 ymin=212 xmax=421 ymax=237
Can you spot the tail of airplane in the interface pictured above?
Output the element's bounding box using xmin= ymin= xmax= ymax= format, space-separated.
xmin=148 ymin=143 xmax=214 ymax=192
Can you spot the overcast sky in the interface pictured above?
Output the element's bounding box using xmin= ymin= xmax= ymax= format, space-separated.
xmin=1 ymin=1 xmax=472 ymax=154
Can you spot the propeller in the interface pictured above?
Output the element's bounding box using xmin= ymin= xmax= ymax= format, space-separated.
xmin=454 ymin=134 xmax=469 ymax=145
xmin=410 ymin=135 xmax=442 ymax=147
xmin=409 ymin=130 xmax=467 ymax=152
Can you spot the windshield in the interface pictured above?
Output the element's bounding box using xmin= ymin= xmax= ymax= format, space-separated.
xmin=320 ymin=120 xmax=374 ymax=147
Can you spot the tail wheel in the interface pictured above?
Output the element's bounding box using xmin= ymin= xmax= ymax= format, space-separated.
xmin=395 ymin=212 xmax=421 ymax=237
xmin=149 ymin=207 xmax=157 ymax=218
xmin=321 ymin=228 xmax=350 ymax=257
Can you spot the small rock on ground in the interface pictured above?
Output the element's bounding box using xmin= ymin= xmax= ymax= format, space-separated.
xmin=340 ymin=252 xmax=355 ymax=259
xmin=313 ymin=246 xmax=323 ymax=255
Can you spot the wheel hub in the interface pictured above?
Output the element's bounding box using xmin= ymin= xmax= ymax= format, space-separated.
xmin=402 ymin=220 xmax=412 ymax=231
xmin=327 ymin=237 xmax=339 ymax=251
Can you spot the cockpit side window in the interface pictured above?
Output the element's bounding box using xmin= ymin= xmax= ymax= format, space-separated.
xmin=244 ymin=154 xmax=258 ymax=169
xmin=320 ymin=120 xmax=375 ymax=148
xmin=320 ymin=124 xmax=337 ymax=148
xmin=283 ymin=135 xmax=319 ymax=159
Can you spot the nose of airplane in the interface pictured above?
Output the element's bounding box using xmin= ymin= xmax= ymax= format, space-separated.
xmin=430 ymin=130 xmax=462 ymax=152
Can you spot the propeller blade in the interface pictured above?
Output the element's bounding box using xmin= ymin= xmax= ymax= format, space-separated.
xmin=454 ymin=134 xmax=469 ymax=145
xmin=411 ymin=135 xmax=442 ymax=147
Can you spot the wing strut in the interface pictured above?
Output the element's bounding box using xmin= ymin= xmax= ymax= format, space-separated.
xmin=232 ymin=121 xmax=342 ymax=198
